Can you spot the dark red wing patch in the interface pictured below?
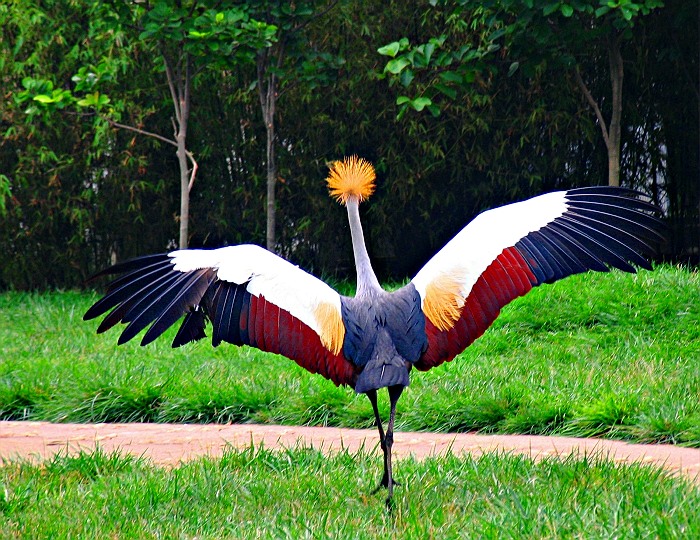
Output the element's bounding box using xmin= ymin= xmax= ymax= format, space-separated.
xmin=213 ymin=287 xmax=356 ymax=387
xmin=415 ymin=247 xmax=536 ymax=371
xmin=85 ymin=251 xmax=357 ymax=388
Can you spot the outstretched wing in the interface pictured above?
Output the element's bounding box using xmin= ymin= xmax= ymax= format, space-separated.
xmin=410 ymin=186 xmax=664 ymax=371
xmin=83 ymin=244 xmax=356 ymax=386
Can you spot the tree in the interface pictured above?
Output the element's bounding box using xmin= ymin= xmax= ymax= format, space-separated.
xmin=498 ymin=0 xmax=664 ymax=187
xmin=245 ymin=0 xmax=341 ymax=252
xmin=2 ymin=0 xmax=695 ymax=288
xmin=18 ymin=0 xmax=275 ymax=249
xmin=0 ymin=0 xmax=153 ymax=287
xmin=379 ymin=0 xmax=664 ymax=187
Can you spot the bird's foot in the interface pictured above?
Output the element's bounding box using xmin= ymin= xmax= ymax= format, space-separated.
xmin=371 ymin=480 xmax=400 ymax=512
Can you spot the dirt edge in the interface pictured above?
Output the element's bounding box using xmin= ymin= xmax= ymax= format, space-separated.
xmin=1 ymin=421 xmax=698 ymax=485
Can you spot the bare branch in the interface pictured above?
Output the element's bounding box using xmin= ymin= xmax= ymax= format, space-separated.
xmin=186 ymin=149 xmax=198 ymax=192
xmin=162 ymin=49 xmax=182 ymax=126
xmin=574 ymin=65 xmax=610 ymax=150
xmin=107 ymin=118 xmax=177 ymax=147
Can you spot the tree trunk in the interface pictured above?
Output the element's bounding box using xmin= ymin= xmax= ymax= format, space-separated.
xmin=177 ymin=129 xmax=190 ymax=249
xmin=177 ymin=56 xmax=192 ymax=249
xmin=163 ymin=51 xmax=192 ymax=249
xmin=265 ymin=111 xmax=276 ymax=252
xmin=574 ymin=31 xmax=624 ymax=188
xmin=258 ymin=48 xmax=280 ymax=253
xmin=607 ymin=32 xmax=624 ymax=187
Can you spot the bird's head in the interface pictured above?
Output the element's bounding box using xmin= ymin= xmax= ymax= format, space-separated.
xmin=326 ymin=155 xmax=376 ymax=206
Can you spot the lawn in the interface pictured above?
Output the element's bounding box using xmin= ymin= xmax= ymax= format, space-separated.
xmin=1 ymin=265 xmax=698 ymax=446
xmin=1 ymin=446 xmax=699 ymax=538
xmin=1 ymin=264 xmax=699 ymax=537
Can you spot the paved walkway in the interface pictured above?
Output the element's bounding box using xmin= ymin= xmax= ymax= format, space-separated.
xmin=1 ymin=421 xmax=698 ymax=485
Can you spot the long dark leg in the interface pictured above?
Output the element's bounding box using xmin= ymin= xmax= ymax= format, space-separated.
xmin=366 ymin=390 xmax=389 ymax=491
xmin=384 ymin=384 xmax=404 ymax=504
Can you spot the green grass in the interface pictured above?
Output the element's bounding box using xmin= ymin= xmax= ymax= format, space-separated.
xmin=0 ymin=265 xmax=699 ymax=446
xmin=1 ymin=446 xmax=698 ymax=538
xmin=1 ymin=266 xmax=699 ymax=537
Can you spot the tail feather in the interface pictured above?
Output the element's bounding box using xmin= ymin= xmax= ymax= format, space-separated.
xmin=355 ymin=354 xmax=410 ymax=394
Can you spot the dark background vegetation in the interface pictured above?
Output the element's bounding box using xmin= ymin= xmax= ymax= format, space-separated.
xmin=0 ymin=0 xmax=697 ymax=290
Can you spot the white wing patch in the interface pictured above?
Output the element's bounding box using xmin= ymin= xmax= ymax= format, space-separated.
xmin=412 ymin=191 xmax=569 ymax=327
xmin=169 ymin=244 xmax=344 ymax=351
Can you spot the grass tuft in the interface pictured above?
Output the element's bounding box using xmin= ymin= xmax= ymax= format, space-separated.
xmin=0 ymin=446 xmax=698 ymax=537
xmin=42 ymin=446 xmax=145 ymax=480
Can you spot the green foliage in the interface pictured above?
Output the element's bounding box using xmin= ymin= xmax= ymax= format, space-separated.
xmin=377 ymin=11 xmax=501 ymax=118
xmin=0 ymin=0 xmax=163 ymax=287
xmin=2 ymin=0 xmax=281 ymax=266
xmin=0 ymin=0 xmax=697 ymax=287
xmin=188 ymin=11 xmax=276 ymax=62
xmin=0 ymin=174 xmax=10 ymax=215
xmin=15 ymin=2 xmax=277 ymax=120
xmin=379 ymin=0 xmax=666 ymax=114
xmin=139 ymin=1 xmax=277 ymax=62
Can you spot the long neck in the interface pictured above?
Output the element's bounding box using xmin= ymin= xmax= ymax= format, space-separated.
xmin=346 ymin=197 xmax=381 ymax=296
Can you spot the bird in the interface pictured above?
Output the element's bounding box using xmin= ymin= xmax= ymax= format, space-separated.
xmin=84 ymin=155 xmax=664 ymax=505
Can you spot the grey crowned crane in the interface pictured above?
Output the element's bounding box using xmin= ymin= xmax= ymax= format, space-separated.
xmin=84 ymin=156 xmax=664 ymax=504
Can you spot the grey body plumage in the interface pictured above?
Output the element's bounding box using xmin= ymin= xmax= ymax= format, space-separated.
xmin=341 ymin=285 xmax=426 ymax=393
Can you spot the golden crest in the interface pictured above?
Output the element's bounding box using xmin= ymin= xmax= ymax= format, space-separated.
xmin=326 ymin=155 xmax=376 ymax=204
